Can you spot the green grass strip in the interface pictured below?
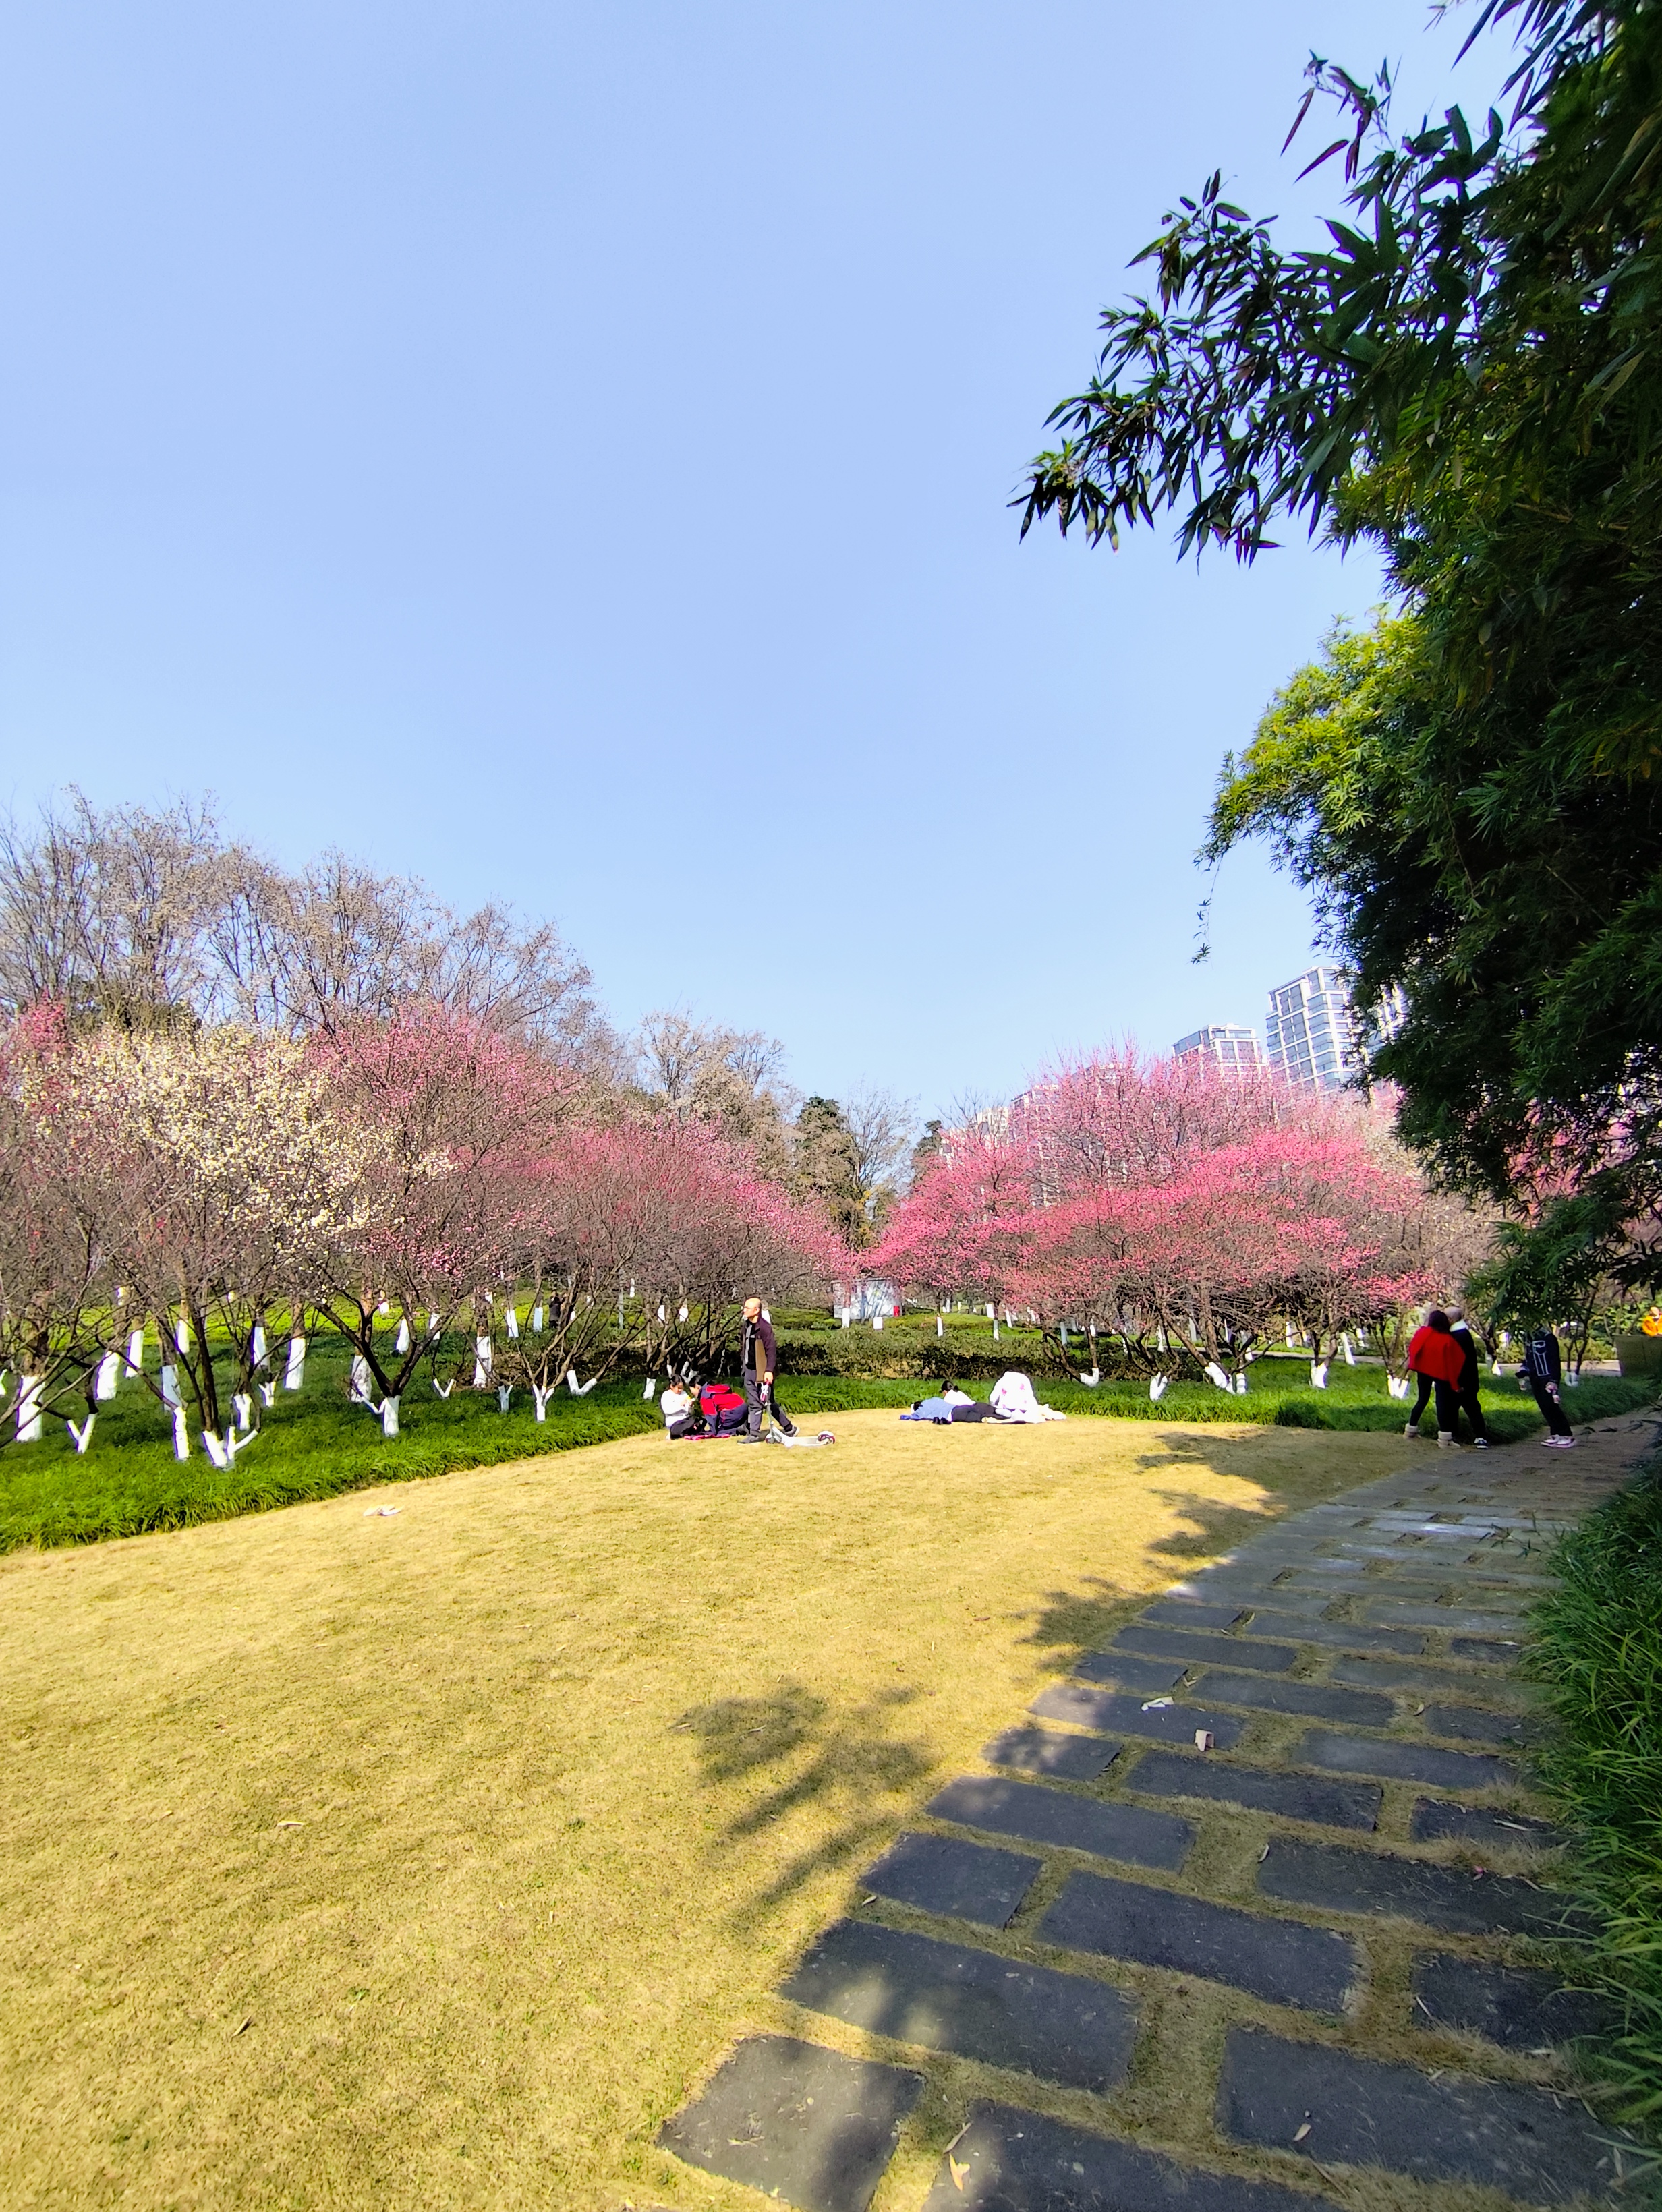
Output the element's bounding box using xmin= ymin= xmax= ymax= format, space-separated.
xmin=2 ymin=1356 xmax=1651 ymax=1554
xmin=1528 ymin=1462 xmax=1662 ymax=2135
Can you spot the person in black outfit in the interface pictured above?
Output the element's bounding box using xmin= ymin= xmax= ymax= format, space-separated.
xmin=1518 ymin=1325 xmax=1576 ymax=1446
xmin=741 ymin=1298 xmax=797 ymax=1439
xmin=1445 ymin=1307 xmax=1491 ymax=1447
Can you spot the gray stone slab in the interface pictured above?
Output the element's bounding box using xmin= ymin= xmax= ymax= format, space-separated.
xmin=1258 ymin=1838 xmax=1584 ymax=1936
xmin=1215 ymin=2026 xmax=1626 ymax=2201
xmin=658 ymin=2035 xmax=922 ymax=2212
xmin=1192 ymin=1672 xmax=1393 ymax=1727
xmin=1072 ymin=1652 xmax=1189 ymax=1696
xmin=1126 ymin=1750 xmax=1381 ymax=1831
xmin=1450 ymin=1634 xmax=1525 ymax=1662
xmin=919 ymin=2100 xmax=1348 ymax=2212
xmin=928 ymin=1775 xmax=1193 ymax=1872
xmin=1294 ymin=1730 xmax=1518 ymax=1792
xmin=862 ymin=1832 xmax=1041 ymax=1927
xmin=1115 ymin=1625 xmax=1298 ymax=1673
xmin=1331 ymin=1656 xmax=1528 ymax=1702
xmin=1238 ymin=1612 xmax=1425 ymax=1656
xmin=1409 ymin=1798 xmax=1568 ymax=1852
xmin=1235 ymin=1590 xmax=1341 ymax=1617
xmin=1142 ymin=1599 xmax=1246 ymax=1629
xmin=1367 ymin=1601 xmax=1530 ymax=1633
xmin=1423 ymin=1703 xmax=1537 ymax=1746
xmin=1029 ymin=1684 xmax=1245 ymax=1749
xmin=982 ymin=1726 xmax=1120 ymax=1782
xmin=780 ymin=1919 xmax=1137 ymax=2093
xmin=1412 ymin=1952 xmax=1617 ymax=2051
xmin=1041 ymin=1870 xmax=1357 ymax=2013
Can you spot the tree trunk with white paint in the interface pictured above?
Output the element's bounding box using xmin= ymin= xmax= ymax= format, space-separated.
xmin=380 ymin=1395 xmax=401 ymax=1438
xmin=16 ymin=1378 xmax=42 ymax=1443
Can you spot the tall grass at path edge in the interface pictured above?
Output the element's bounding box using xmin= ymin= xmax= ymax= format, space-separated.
xmin=1528 ymin=1463 xmax=1662 ymax=2140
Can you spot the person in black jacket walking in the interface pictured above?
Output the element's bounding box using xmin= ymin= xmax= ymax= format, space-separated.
xmin=741 ymin=1298 xmax=797 ymax=1440
xmin=1518 ymin=1325 xmax=1576 ymax=1447
xmin=1445 ymin=1308 xmax=1491 ymax=1447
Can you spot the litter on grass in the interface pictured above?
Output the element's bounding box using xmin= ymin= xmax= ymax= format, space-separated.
xmin=364 ymin=1505 xmax=401 ymax=1517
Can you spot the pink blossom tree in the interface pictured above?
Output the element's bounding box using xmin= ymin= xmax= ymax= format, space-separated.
xmin=308 ymin=1007 xmax=577 ymax=1434
xmin=871 ymin=1131 xmax=1037 ymax=1335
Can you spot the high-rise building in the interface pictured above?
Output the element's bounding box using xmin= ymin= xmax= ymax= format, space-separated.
xmin=1264 ymin=966 xmax=1365 ymax=1091
xmin=1369 ymin=983 xmax=1409 ymax=1048
xmin=1173 ymin=1025 xmax=1267 ymax=1075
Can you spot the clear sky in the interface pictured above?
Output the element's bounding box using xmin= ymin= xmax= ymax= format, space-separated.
xmin=0 ymin=1 xmax=1504 ymax=1119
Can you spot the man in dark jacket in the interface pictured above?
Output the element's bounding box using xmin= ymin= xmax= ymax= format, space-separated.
xmin=741 ymin=1298 xmax=797 ymax=1439
xmin=1446 ymin=1308 xmax=1491 ymax=1447
xmin=1518 ymin=1325 xmax=1576 ymax=1447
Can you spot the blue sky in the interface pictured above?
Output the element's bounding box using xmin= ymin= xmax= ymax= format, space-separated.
xmin=0 ymin=1 xmax=1505 ymax=1117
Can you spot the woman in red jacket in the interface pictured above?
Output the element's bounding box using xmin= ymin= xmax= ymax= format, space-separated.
xmin=1404 ymin=1308 xmax=1467 ymax=1447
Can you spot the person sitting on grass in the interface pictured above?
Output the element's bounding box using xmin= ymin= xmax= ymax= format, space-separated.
xmin=660 ymin=1376 xmax=695 ymax=1438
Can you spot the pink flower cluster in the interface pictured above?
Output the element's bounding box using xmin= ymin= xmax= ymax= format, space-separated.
xmin=872 ymin=1048 xmax=1437 ymax=1374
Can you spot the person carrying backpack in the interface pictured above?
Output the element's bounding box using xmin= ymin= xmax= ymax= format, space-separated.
xmin=1518 ymin=1326 xmax=1576 ymax=1448
xmin=1404 ymin=1308 xmax=1466 ymax=1447
xmin=741 ymin=1297 xmax=797 ymax=1439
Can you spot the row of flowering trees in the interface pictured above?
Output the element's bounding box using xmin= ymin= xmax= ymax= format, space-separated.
xmin=869 ymin=1049 xmax=1487 ymax=1385
xmin=0 ymin=1003 xmax=840 ymax=1457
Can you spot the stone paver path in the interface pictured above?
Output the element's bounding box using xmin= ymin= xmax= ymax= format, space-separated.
xmin=660 ymin=1416 xmax=1658 ymax=2212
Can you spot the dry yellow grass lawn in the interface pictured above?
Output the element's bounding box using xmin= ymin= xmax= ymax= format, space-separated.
xmin=0 ymin=1409 xmax=1420 ymax=2211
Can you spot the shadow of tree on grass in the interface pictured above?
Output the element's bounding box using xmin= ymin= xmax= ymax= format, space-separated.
xmin=1145 ymin=1486 xmax=1279 ymax=1565
xmin=671 ymin=1680 xmax=934 ymax=1932
xmin=1014 ymin=1480 xmax=1281 ymax=1670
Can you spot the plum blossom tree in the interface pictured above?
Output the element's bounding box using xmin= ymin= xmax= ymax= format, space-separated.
xmin=871 ymin=1130 xmax=1037 ymax=1332
xmin=484 ymin=1116 xmax=841 ymax=1414
xmin=877 ymin=1052 xmax=1460 ymax=1382
xmin=307 ymin=1008 xmax=579 ymax=1435
xmin=56 ymin=1022 xmax=366 ymax=1455
xmin=0 ymin=1005 xmax=121 ymax=1448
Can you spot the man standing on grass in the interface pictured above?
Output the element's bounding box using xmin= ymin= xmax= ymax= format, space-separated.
xmin=741 ymin=1297 xmax=797 ymax=1440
